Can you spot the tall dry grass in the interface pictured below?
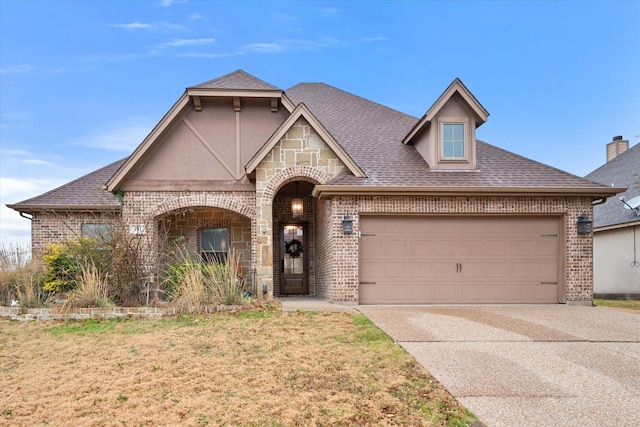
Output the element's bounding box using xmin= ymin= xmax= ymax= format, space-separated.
xmin=65 ymin=262 xmax=112 ymax=308
xmin=164 ymin=249 xmax=245 ymax=313
xmin=0 ymin=243 xmax=49 ymax=307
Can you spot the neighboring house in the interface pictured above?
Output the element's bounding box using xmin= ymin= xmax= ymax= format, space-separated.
xmin=585 ymin=137 xmax=640 ymax=298
xmin=8 ymin=70 xmax=619 ymax=305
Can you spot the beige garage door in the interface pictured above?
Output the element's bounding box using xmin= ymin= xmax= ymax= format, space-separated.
xmin=359 ymin=216 xmax=562 ymax=304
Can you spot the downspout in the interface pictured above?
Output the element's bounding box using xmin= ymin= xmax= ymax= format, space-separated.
xmin=591 ymin=197 xmax=608 ymax=206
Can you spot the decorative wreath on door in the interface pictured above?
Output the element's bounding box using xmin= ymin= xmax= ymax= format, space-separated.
xmin=285 ymin=239 xmax=303 ymax=258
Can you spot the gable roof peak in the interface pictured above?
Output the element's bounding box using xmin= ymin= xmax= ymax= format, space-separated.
xmin=403 ymin=78 xmax=490 ymax=145
xmin=188 ymin=69 xmax=281 ymax=91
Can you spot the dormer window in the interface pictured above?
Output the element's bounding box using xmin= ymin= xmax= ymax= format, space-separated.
xmin=442 ymin=123 xmax=465 ymax=158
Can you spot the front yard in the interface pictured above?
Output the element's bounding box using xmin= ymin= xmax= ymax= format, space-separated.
xmin=0 ymin=305 xmax=479 ymax=426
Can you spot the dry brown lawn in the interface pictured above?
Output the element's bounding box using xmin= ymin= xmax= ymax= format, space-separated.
xmin=0 ymin=305 xmax=477 ymax=427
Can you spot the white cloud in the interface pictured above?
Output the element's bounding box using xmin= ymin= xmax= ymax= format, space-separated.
xmin=162 ymin=38 xmax=215 ymax=47
xmin=71 ymin=122 xmax=152 ymax=152
xmin=0 ymin=64 xmax=34 ymax=75
xmin=0 ymin=177 xmax=63 ymax=202
xmin=1 ymin=149 xmax=30 ymax=156
xmin=179 ymin=52 xmax=236 ymax=58
xmin=243 ymin=43 xmax=285 ymax=53
xmin=361 ymin=36 xmax=389 ymax=43
xmin=314 ymin=7 xmax=340 ymax=16
xmin=111 ymin=22 xmax=153 ymax=30
xmin=0 ymin=176 xmax=68 ymax=248
xmin=241 ymin=37 xmax=340 ymax=54
xmin=159 ymin=0 xmax=188 ymax=6
xmin=22 ymin=159 xmax=55 ymax=166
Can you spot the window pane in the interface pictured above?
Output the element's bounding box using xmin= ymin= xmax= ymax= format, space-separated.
xmin=200 ymin=228 xmax=229 ymax=252
xmin=81 ymin=224 xmax=113 ymax=242
xmin=443 ymin=123 xmax=465 ymax=158
xmin=200 ymin=228 xmax=229 ymax=263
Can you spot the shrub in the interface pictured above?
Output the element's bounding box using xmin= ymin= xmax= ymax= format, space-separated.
xmin=43 ymin=242 xmax=80 ymax=293
xmin=41 ymin=227 xmax=147 ymax=305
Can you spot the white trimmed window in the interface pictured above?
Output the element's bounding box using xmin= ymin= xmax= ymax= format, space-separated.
xmin=200 ymin=227 xmax=229 ymax=263
xmin=442 ymin=123 xmax=465 ymax=158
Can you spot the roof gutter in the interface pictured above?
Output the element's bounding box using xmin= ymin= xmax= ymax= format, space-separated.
xmin=312 ymin=185 xmax=624 ymax=199
xmin=6 ymin=204 xmax=121 ymax=214
xmin=19 ymin=211 xmax=33 ymax=221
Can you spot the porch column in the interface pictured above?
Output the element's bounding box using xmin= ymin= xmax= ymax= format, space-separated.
xmin=255 ymin=195 xmax=274 ymax=298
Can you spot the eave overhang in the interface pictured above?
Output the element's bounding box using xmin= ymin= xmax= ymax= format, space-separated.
xmin=403 ymin=78 xmax=490 ymax=145
xmin=245 ymin=102 xmax=366 ymax=178
xmin=312 ymin=185 xmax=622 ymax=200
xmin=6 ymin=204 xmax=121 ymax=214
xmin=594 ymin=219 xmax=640 ymax=232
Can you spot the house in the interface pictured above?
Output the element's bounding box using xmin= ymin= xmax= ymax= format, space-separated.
xmin=8 ymin=70 xmax=620 ymax=305
xmin=585 ymin=137 xmax=640 ymax=299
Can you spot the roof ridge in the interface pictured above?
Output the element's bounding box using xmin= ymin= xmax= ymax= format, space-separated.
xmin=286 ymin=82 xmax=417 ymax=120
xmin=585 ymin=141 xmax=640 ymax=179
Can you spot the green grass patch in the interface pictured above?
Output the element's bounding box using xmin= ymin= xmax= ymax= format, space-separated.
xmin=44 ymin=318 xmax=128 ymax=336
xmin=594 ymin=298 xmax=640 ymax=311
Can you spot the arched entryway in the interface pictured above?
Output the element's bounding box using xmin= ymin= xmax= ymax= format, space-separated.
xmin=272 ymin=180 xmax=316 ymax=296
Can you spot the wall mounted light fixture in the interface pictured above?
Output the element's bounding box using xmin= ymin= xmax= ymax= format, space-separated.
xmin=342 ymin=214 xmax=353 ymax=235
xmin=577 ymin=215 xmax=592 ymax=235
xmin=291 ymin=181 xmax=303 ymax=218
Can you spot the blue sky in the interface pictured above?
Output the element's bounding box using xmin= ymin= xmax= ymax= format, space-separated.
xmin=1 ymin=0 xmax=639 ymax=249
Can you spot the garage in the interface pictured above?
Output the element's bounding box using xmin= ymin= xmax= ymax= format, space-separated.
xmin=359 ymin=216 xmax=563 ymax=304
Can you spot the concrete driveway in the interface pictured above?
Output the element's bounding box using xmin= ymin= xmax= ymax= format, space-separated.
xmin=356 ymin=305 xmax=640 ymax=427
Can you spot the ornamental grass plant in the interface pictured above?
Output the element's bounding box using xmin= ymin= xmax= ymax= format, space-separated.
xmin=0 ymin=243 xmax=49 ymax=308
xmin=164 ymin=248 xmax=245 ymax=313
xmin=64 ymin=262 xmax=112 ymax=308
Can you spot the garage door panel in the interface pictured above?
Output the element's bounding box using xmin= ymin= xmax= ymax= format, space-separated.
xmin=434 ymin=240 xmax=456 ymax=256
xmin=359 ymin=216 xmax=561 ymax=304
xmin=460 ymin=262 xmax=483 ymax=278
xmin=384 ymin=240 xmax=406 ymax=256
xmin=510 ymin=240 xmax=533 ymax=256
xmin=432 ymin=284 xmax=460 ymax=301
xmin=434 ymin=262 xmax=457 ymax=277
xmin=510 ymin=262 xmax=533 ymax=278
xmin=385 ymin=262 xmax=407 ymax=278
xmin=461 ymin=240 xmax=484 ymax=256
xmin=360 ymin=240 xmax=383 ymax=256
xmin=409 ymin=240 xmax=433 ymax=256
xmin=532 ymin=239 xmax=557 ymax=255
xmin=410 ymin=262 xmax=433 ymax=278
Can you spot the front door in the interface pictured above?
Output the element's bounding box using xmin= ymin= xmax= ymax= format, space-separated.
xmin=280 ymin=224 xmax=307 ymax=295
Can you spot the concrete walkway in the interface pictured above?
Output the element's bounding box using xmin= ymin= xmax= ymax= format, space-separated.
xmin=357 ymin=305 xmax=640 ymax=427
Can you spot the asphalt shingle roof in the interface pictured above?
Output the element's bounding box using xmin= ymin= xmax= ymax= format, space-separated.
xmin=9 ymin=72 xmax=614 ymax=212
xmin=189 ymin=69 xmax=281 ymax=91
xmin=585 ymin=143 xmax=640 ymax=228
xmin=285 ymin=82 xmax=605 ymax=189
xmin=9 ymin=158 xmax=126 ymax=211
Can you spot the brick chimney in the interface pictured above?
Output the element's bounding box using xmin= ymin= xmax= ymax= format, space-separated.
xmin=606 ymin=135 xmax=629 ymax=162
